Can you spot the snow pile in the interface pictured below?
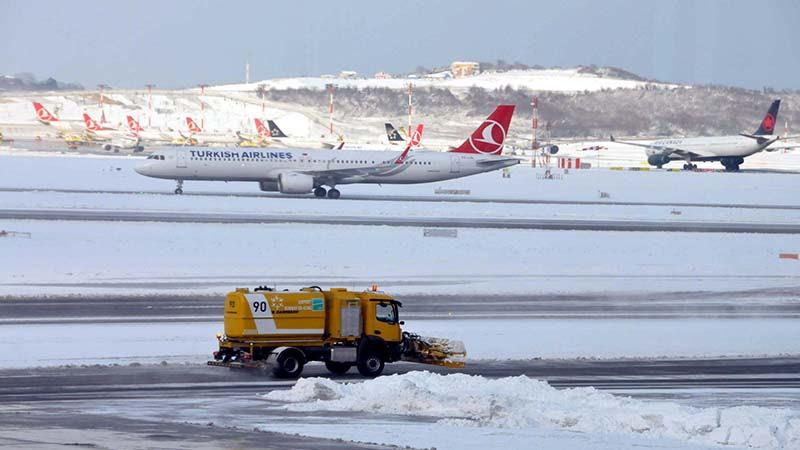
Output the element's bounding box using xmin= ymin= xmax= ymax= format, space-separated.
xmin=264 ymin=372 xmax=800 ymax=448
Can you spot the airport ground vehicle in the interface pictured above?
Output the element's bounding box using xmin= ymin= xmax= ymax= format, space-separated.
xmin=209 ymin=286 xmax=465 ymax=378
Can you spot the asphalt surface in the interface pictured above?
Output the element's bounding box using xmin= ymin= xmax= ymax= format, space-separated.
xmin=3 ymin=207 xmax=800 ymax=233
xmin=3 ymin=185 xmax=800 ymax=210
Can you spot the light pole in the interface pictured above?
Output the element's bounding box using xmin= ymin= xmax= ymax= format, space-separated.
xmin=97 ymin=84 xmax=109 ymax=123
xmin=326 ymin=83 xmax=335 ymax=135
xmin=145 ymin=84 xmax=155 ymax=128
xmin=198 ymin=84 xmax=208 ymax=130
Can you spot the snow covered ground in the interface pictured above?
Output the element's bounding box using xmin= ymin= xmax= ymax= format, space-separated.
xmin=1 ymin=318 xmax=798 ymax=369
xmin=261 ymin=372 xmax=800 ymax=449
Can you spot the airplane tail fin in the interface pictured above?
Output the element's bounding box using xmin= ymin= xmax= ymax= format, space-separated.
xmin=83 ymin=113 xmax=101 ymax=131
xmin=254 ymin=118 xmax=271 ymax=138
xmin=450 ymin=105 xmax=515 ymax=155
xmin=754 ymin=100 xmax=780 ymax=136
xmin=186 ymin=117 xmax=202 ymax=133
xmin=33 ymin=102 xmax=58 ymax=123
xmin=385 ymin=123 xmax=404 ymax=142
xmin=394 ymin=124 xmax=424 ymax=164
xmin=127 ymin=115 xmax=143 ymax=132
xmin=266 ymin=120 xmax=288 ymax=138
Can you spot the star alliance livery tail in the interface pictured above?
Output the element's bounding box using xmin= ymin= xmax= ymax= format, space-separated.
xmin=449 ymin=105 xmax=515 ymax=155
xmin=266 ymin=120 xmax=288 ymax=138
xmin=385 ymin=123 xmax=404 ymax=142
xmin=754 ymin=100 xmax=780 ymax=136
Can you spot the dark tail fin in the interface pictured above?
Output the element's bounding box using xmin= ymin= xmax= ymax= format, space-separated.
xmin=266 ymin=120 xmax=288 ymax=138
xmin=385 ymin=123 xmax=404 ymax=142
xmin=754 ymin=100 xmax=780 ymax=135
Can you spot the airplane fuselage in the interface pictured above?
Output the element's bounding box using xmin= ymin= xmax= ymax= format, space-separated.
xmin=135 ymin=147 xmax=518 ymax=186
xmin=646 ymin=135 xmax=772 ymax=160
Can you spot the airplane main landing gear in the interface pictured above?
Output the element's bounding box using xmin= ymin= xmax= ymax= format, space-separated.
xmin=682 ymin=163 xmax=698 ymax=171
xmin=313 ymin=187 xmax=327 ymax=198
xmin=175 ymin=180 xmax=184 ymax=195
xmin=327 ymin=188 xmax=341 ymax=199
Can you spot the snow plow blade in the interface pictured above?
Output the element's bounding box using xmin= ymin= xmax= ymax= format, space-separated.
xmin=402 ymin=333 xmax=466 ymax=368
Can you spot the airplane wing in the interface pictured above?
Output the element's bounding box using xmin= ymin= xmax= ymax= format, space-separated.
xmin=609 ymin=135 xmax=705 ymax=158
xmin=476 ymin=157 xmax=520 ymax=165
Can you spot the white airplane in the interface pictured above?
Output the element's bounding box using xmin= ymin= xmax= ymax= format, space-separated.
xmin=126 ymin=116 xmax=178 ymax=143
xmin=184 ymin=117 xmax=242 ymax=146
xmin=612 ymin=100 xmax=797 ymax=171
xmin=135 ymin=105 xmax=519 ymax=198
xmin=82 ymin=113 xmax=143 ymax=152
xmin=32 ymin=102 xmax=83 ymax=133
xmin=256 ymin=118 xmax=341 ymax=149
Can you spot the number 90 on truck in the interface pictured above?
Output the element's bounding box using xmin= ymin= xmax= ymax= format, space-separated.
xmin=209 ymin=286 xmax=466 ymax=378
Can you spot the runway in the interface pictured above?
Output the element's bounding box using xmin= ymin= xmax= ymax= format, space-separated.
xmin=3 ymin=185 xmax=800 ymax=211
xmin=2 ymin=290 xmax=799 ymax=323
xmin=3 ymin=207 xmax=800 ymax=233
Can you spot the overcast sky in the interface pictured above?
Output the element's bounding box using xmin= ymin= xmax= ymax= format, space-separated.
xmin=1 ymin=0 xmax=797 ymax=90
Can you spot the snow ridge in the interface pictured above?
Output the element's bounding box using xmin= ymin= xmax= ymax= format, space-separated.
xmin=264 ymin=372 xmax=800 ymax=448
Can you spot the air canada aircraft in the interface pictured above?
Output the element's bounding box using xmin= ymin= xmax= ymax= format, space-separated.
xmin=135 ymin=105 xmax=519 ymax=198
xmin=612 ymin=100 xmax=796 ymax=171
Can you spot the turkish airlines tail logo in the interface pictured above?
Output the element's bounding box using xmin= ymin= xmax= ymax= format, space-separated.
xmin=33 ymin=102 xmax=58 ymax=123
xmin=83 ymin=113 xmax=102 ymax=131
xmin=394 ymin=124 xmax=424 ymax=164
xmin=450 ymin=105 xmax=515 ymax=155
xmin=186 ymin=117 xmax=202 ymax=133
xmin=254 ymin=118 xmax=271 ymax=137
xmin=127 ymin=116 xmax=143 ymax=132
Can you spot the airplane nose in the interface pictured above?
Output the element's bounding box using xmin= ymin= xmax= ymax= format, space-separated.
xmin=134 ymin=161 xmax=151 ymax=176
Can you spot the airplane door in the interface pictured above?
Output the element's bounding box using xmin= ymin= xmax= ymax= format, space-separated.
xmin=176 ymin=148 xmax=187 ymax=168
xmin=449 ymin=154 xmax=461 ymax=173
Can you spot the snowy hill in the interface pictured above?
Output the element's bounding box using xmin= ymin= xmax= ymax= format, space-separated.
xmin=213 ymin=68 xmax=677 ymax=94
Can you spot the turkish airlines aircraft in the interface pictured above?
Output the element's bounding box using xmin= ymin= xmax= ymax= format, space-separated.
xmin=612 ymin=100 xmax=798 ymax=171
xmin=126 ymin=116 xmax=178 ymax=143
xmin=32 ymin=102 xmax=83 ymax=132
xmin=256 ymin=118 xmax=341 ymax=149
xmin=135 ymin=105 xmax=519 ymax=198
xmin=184 ymin=117 xmax=241 ymax=145
xmin=83 ymin=113 xmax=142 ymax=151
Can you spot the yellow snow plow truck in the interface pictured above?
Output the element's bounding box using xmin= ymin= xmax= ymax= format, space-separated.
xmin=209 ymin=286 xmax=466 ymax=378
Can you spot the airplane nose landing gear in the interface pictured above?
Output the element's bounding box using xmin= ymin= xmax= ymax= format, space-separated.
xmin=175 ymin=180 xmax=184 ymax=195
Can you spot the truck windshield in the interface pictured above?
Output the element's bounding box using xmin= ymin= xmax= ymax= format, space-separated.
xmin=376 ymin=302 xmax=397 ymax=324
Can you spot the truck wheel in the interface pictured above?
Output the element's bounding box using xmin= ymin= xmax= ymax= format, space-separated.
xmin=325 ymin=361 xmax=352 ymax=375
xmin=272 ymin=352 xmax=304 ymax=378
xmin=357 ymin=353 xmax=384 ymax=377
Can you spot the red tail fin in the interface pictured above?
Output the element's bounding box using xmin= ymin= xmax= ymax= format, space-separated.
xmin=33 ymin=102 xmax=58 ymax=122
xmin=254 ymin=118 xmax=270 ymax=137
xmin=410 ymin=124 xmax=424 ymax=147
xmin=127 ymin=115 xmax=143 ymax=132
xmin=450 ymin=105 xmax=515 ymax=155
xmin=83 ymin=113 xmax=101 ymax=131
xmin=394 ymin=124 xmax=424 ymax=164
xmin=186 ymin=117 xmax=202 ymax=133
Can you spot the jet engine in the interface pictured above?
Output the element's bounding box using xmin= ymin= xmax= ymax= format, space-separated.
xmin=542 ymin=144 xmax=559 ymax=155
xmin=258 ymin=181 xmax=279 ymax=192
xmin=277 ymin=173 xmax=314 ymax=194
xmin=647 ymin=154 xmax=670 ymax=167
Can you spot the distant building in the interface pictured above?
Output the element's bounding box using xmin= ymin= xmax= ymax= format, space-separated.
xmin=339 ymin=70 xmax=358 ymax=79
xmin=374 ymin=71 xmax=393 ymax=79
xmin=450 ymin=61 xmax=480 ymax=78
